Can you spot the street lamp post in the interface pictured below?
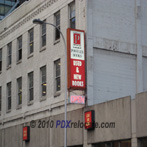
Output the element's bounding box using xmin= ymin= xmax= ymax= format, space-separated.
xmin=33 ymin=19 xmax=67 ymax=147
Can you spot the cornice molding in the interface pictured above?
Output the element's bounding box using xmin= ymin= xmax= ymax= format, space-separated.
xmin=0 ymin=0 xmax=58 ymax=40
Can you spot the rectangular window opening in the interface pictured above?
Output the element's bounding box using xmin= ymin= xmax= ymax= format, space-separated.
xmin=40 ymin=66 xmax=47 ymax=96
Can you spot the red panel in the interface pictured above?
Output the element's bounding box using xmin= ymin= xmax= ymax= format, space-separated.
xmin=70 ymin=59 xmax=85 ymax=88
xmin=85 ymin=111 xmax=92 ymax=129
xmin=23 ymin=127 xmax=28 ymax=141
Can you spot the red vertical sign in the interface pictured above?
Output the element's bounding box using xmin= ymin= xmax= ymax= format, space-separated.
xmin=67 ymin=28 xmax=85 ymax=90
xmin=85 ymin=110 xmax=95 ymax=130
xmin=23 ymin=126 xmax=30 ymax=141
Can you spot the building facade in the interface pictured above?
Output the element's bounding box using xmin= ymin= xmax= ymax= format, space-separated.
xmin=0 ymin=0 xmax=147 ymax=147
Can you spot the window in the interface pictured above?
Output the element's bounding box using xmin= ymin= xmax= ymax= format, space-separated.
xmin=28 ymin=72 xmax=33 ymax=101
xmin=7 ymin=42 xmax=12 ymax=67
xmin=54 ymin=59 xmax=61 ymax=92
xmin=55 ymin=11 xmax=60 ymax=40
xmin=0 ymin=49 xmax=2 ymax=72
xmin=7 ymin=82 xmax=11 ymax=110
xmin=28 ymin=28 xmax=34 ymax=54
xmin=0 ymin=87 xmax=1 ymax=112
xmin=40 ymin=66 xmax=47 ymax=96
xmin=41 ymin=20 xmax=46 ymax=47
xmin=17 ymin=36 xmax=22 ymax=61
xmin=17 ymin=77 xmax=22 ymax=105
xmin=69 ymin=2 xmax=75 ymax=29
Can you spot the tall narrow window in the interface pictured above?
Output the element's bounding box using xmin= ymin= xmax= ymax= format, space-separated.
xmin=17 ymin=36 xmax=22 ymax=61
xmin=41 ymin=20 xmax=46 ymax=47
xmin=55 ymin=59 xmax=61 ymax=92
xmin=0 ymin=49 xmax=2 ymax=72
xmin=0 ymin=87 xmax=1 ymax=112
xmin=7 ymin=42 xmax=12 ymax=67
xmin=69 ymin=2 xmax=75 ymax=29
xmin=40 ymin=66 xmax=46 ymax=96
xmin=7 ymin=82 xmax=11 ymax=110
xmin=55 ymin=11 xmax=60 ymax=40
xmin=17 ymin=77 xmax=22 ymax=105
xmin=28 ymin=28 xmax=34 ymax=54
xmin=28 ymin=72 xmax=33 ymax=101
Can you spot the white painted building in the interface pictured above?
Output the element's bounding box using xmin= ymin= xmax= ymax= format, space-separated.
xmin=0 ymin=0 xmax=147 ymax=147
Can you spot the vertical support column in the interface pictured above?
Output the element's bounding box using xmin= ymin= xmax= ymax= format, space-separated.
xmin=135 ymin=0 xmax=143 ymax=93
xmin=86 ymin=0 xmax=94 ymax=106
xmin=131 ymin=99 xmax=138 ymax=147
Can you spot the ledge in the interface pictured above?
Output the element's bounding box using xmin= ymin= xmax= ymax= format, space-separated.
xmin=16 ymin=60 xmax=22 ymax=65
xmin=54 ymin=39 xmax=60 ymax=45
xmin=16 ymin=104 xmax=22 ymax=110
xmin=54 ymin=91 xmax=61 ymax=97
xmin=40 ymin=46 xmax=46 ymax=52
xmin=27 ymin=100 xmax=34 ymax=106
xmin=6 ymin=109 xmax=11 ymax=113
xmin=27 ymin=53 xmax=34 ymax=59
xmin=6 ymin=65 xmax=11 ymax=70
xmin=40 ymin=96 xmax=47 ymax=102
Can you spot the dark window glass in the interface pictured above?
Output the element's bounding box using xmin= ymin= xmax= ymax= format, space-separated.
xmin=0 ymin=87 xmax=1 ymax=111
xmin=28 ymin=72 xmax=33 ymax=101
xmin=28 ymin=28 xmax=34 ymax=54
xmin=55 ymin=59 xmax=61 ymax=92
xmin=7 ymin=82 xmax=11 ymax=110
xmin=17 ymin=77 xmax=22 ymax=105
xmin=17 ymin=36 xmax=22 ymax=61
xmin=0 ymin=49 xmax=2 ymax=72
xmin=69 ymin=2 xmax=75 ymax=29
xmin=7 ymin=42 xmax=12 ymax=67
xmin=41 ymin=20 xmax=46 ymax=47
xmin=55 ymin=11 xmax=60 ymax=40
xmin=40 ymin=66 xmax=46 ymax=96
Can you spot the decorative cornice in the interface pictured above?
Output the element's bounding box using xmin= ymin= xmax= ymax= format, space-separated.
xmin=0 ymin=0 xmax=58 ymax=40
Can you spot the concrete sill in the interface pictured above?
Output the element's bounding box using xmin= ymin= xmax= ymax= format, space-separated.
xmin=54 ymin=39 xmax=60 ymax=45
xmin=16 ymin=60 xmax=22 ymax=65
xmin=40 ymin=96 xmax=47 ymax=102
xmin=40 ymin=46 xmax=46 ymax=52
xmin=6 ymin=109 xmax=11 ymax=113
xmin=6 ymin=65 xmax=11 ymax=70
xmin=16 ymin=105 xmax=22 ymax=110
xmin=54 ymin=91 xmax=61 ymax=98
xmin=27 ymin=53 xmax=34 ymax=59
xmin=27 ymin=100 xmax=34 ymax=106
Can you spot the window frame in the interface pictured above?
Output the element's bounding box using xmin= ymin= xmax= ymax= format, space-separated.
xmin=40 ymin=66 xmax=47 ymax=97
xmin=54 ymin=11 xmax=60 ymax=41
xmin=0 ymin=48 xmax=2 ymax=72
xmin=41 ymin=20 xmax=46 ymax=48
xmin=54 ymin=59 xmax=61 ymax=94
xmin=7 ymin=42 xmax=12 ymax=68
xmin=0 ymin=87 xmax=1 ymax=112
xmin=7 ymin=82 xmax=11 ymax=111
xmin=17 ymin=36 xmax=22 ymax=62
xmin=28 ymin=28 xmax=34 ymax=55
xmin=28 ymin=72 xmax=34 ymax=102
xmin=17 ymin=77 xmax=22 ymax=106
xmin=69 ymin=1 xmax=76 ymax=29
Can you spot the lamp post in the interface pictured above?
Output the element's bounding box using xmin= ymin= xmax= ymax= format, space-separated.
xmin=33 ymin=19 xmax=67 ymax=147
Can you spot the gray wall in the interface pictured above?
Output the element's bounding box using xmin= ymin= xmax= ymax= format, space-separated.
xmin=86 ymin=96 xmax=131 ymax=144
xmin=136 ymin=92 xmax=147 ymax=138
xmin=87 ymin=0 xmax=147 ymax=105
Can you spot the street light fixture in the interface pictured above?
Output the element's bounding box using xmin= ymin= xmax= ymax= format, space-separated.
xmin=33 ymin=19 xmax=68 ymax=147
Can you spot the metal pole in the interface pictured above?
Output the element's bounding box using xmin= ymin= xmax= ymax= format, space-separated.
xmin=45 ymin=23 xmax=67 ymax=147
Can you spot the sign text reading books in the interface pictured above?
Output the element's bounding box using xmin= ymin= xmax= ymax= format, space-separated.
xmin=67 ymin=29 xmax=85 ymax=89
